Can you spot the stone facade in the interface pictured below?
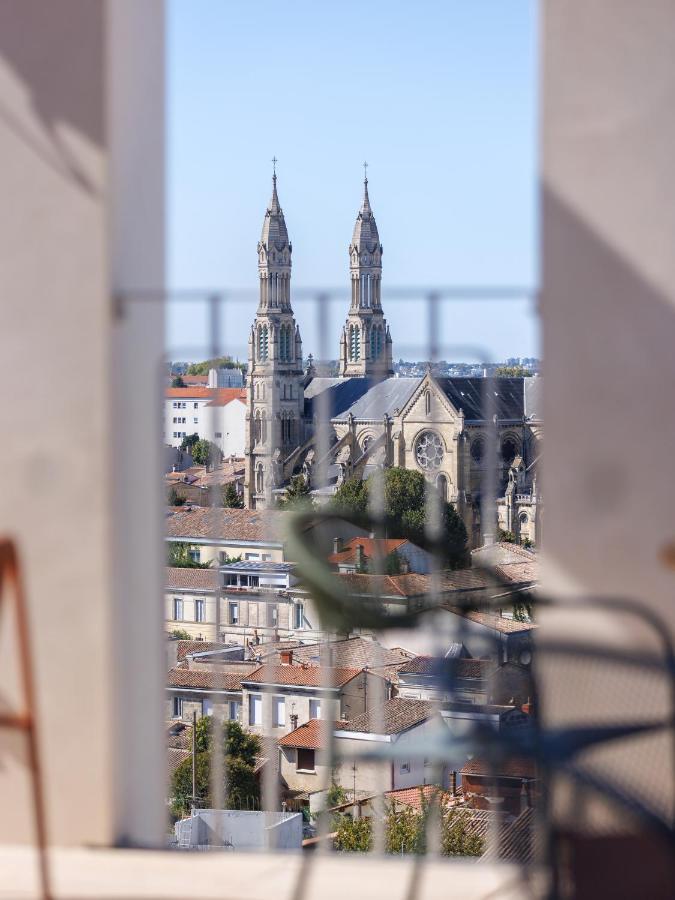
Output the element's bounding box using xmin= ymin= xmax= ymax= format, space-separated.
xmin=243 ymin=173 xmax=542 ymax=547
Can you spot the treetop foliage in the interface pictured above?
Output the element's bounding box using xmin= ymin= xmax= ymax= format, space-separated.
xmin=331 ymin=468 xmax=469 ymax=569
xmin=186 ymin=356 xmax=246 ymax=376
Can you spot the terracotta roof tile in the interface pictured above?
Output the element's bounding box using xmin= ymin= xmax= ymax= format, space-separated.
xmin=274 ymin=637 xmax=414 ymax=670
xmin=337 ymin=698 xmax=434 ymax=736
xmin=175 ymin=640 xmax=229 ymax=661
xmin=398 ymin=656 xmax=494 ymax=679
xmin=165 ymin=507 xmax=284 ymax=543
xmin=205 ymin=388 xmax=246 ymax=407
xmin=328 ymin=537 xmax=408 ymax=565
xmin=165 ymin=387 xmax=221 ymax=399
xmin=460 ymin=756 xmax=537 ymax=780
xmin=385 ymin=784 xmax=452 ymax=811
xmin=165 ymin=567 xmax=220 ymax=592
xmin=278 ymin=719 xmax=336 ymax=750
xmin=167 ymin=664 xmax=257 ymax=691
xmin=168 ymin=748 xmax=191 ymax=776
xmin=242 ymin=664 xmax=362 ymax=689
xmin=453 ymin=609 xmax=537 ymax=634
xmin=166 ymin=720 xmax=193 ymax=750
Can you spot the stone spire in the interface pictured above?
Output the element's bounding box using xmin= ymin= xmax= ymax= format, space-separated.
xmin=245 ymin=164 xmax=304 ymax=510
xmin=339 ymin=167 xmax=393 ymax=377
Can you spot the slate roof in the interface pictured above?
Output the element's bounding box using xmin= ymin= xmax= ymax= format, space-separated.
xmin=167 ymin=664 xmax=258 ymax=691
xmin=524 ymin=377 xmax=542 ymax=422
xmin=435 ymin=377 xmax=525 ymax=422
xmin=241 ymin=664 xmax=362 ymax=689
xmin=303 ymin=377 xmax=373 ymax=419
xmin=333 ymin=377 xmax=420 ymax=422
xmin=336 ymin=698 xmax=434 ymax=736
xmin=165 ymin=567 xmax=220 ymax=592
xmin=277 ymin=719 xmax=335 ymax=750
xmin=165 ymin=507 xmax=283 ymax=543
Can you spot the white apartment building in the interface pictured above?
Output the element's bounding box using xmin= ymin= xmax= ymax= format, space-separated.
xmin=164 ymin=386 xmax=246 ymax=457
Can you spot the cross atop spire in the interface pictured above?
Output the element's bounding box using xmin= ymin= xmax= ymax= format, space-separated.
xmin=363 ymin=160 xmax=368 ymax=183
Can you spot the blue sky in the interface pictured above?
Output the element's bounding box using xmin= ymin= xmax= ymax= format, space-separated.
xmin=167 ymin=0 xmax=539 ymax=364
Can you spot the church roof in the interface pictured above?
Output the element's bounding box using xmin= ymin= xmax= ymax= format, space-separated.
xmin=524 ymin=376 xmax=542 ymax=421
xmin=436 ymin=377 xmax=525 ymax=422
xmin=333 ymin=377 xmax=420 ymax=421
xmin=351 ymin=178 xmax=381 ymax=252
xmin=260 ymin=174 xmax=289 ymax=248
xmin=303 ymin=377 xmax=375 ymax=419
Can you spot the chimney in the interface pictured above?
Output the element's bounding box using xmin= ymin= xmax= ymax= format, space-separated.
xmin=280 ymin=649 xmax=293 ymax=665
xmin=450 ymin=770 xmax=458 ymax=796
xmin=333 ymin=536 xmax=343 ymax=555
xmin=290 ymin=713 xmax=298 ymax=731
xmin=355 ymin=544 xmax=365 ymax=571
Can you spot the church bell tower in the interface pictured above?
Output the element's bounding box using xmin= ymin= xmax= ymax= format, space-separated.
xmin=339 ymin=166 xmax=393 ymax=377
xmin=244 ymin=163 xmax=304 ymax=509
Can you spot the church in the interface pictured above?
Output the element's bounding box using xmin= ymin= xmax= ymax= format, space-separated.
xmin=244 ymin=171 xmax=541 ymax=547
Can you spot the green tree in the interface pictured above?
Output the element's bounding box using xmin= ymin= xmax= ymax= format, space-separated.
xmin=169 ymin=628 xmax=192 ymax=640
xmin=326 ymin=782 xmax=348 ymax=809
xmin=171 ymin=375 xmax=186 ymax=387
xmin=498 ymin=529 xmax=516 ymax=544
xmin=330 ymin=469 xmax=469 ymax=569
xmin=279 ymin=474 xmax=313 ymax=509
xmin=386 ymin=805 xmax=425 ymax=854
xmin=192 ymin=439 xmax=222 ymax=468
xmin=334 ymin=815 xmax=372 ymax=852
xmin=332 ymin=476 xmax=369 ymax=520
xmin=167 ymin=542 xmax=212 ymax=569
xmin=194 ymin=717 xmax=260 ymax=764
xmin=167 ymin=486 xmax=186 ymax=507
xmin=440 ymin=809 xmax=484 ymax=857
xmin=180 ymin=433 xmax=199 ymax=453
xmin=494 ymin=365 xmax=532 ymax=378
xmin=186 ymin=356 xmax=246 ymax=376
xmin=170 ymin=751 xmax=259 ymax=818
xmin=220 ymin=483 xmax=244 ymax=508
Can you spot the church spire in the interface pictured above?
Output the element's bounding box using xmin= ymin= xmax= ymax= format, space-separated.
xmin=246 ymin=165 xmax=304 ymax=510
xmin=338 ymin=166 xmax=393 ymax=377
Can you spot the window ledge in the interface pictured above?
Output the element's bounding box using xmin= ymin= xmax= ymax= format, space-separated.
xmin=0 ymin=844 xmax=524 ymax=899
xmin=296 ymin=769 xmax=316 ymax=775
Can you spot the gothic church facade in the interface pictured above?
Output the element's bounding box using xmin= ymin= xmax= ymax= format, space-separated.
xmin=244 ymin=174 xmax=541 ymax=547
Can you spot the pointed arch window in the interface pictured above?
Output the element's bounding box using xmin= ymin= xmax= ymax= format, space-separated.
xmin=370 ymin=324 xmax=383 ymax=360
xmin=279 ymin=323 xmax=293 ymax=362
xmin=349 ymin=324 xmax=361 ymax=361
xmin=436 ymin=473 xmax=448 ymax=502
xmin=425 ymin=390 xmax=431 ymax=416
xmin=256 ymin=464 xmax=265 ymax=495
xmin=258 ymin=325 xmax=269 ymax=361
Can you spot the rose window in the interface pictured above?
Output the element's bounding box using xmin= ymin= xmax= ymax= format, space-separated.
xmin=414 ymin=431 xmax=444 ymax=470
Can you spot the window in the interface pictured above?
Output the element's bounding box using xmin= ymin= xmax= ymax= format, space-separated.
xmin=172 ymin=696 xmax=183 ymax=719
xmin=501 ymin=436 xmax=519 ymax=464
xmin=258 ymin=324 xmax=269 ymax=361
xmin=215 ymin=432 xmax=222 ymax=438
xmin=193 ymin=417 xmax=198 ymax=424
xmin=267 ymin=604 xmax=278 ymax=627
xmin=370 ymin=324 xmax=383 ymax=359
xmin=349 ymin=324 xmax=361 ymax=361
xmin=172 ymin=402 xmax=178 ymax=408
xmin=400 ymin=761 xmax=411 ymax=774
xmin=193 ymin=403 xmax=198 ymax=409
xmin=172 ymin=598 xmax=183 ymax=621
xmin=228 ymin=700 xmax=240 ymax=721
xmin=414 ymin=431 xmax=444 ymax=471
xmin=202 ymin=698 xmax=213 ymax=716
xmin=272 ymin=696 xmax=286 ymax=727
xmin=436 ymin=473 xmax=448 ymax=502
xmin=249 ymin=693 xmax=262 ymax=726
xmin=294 ymin=603 xmax=304 ymax=629
xmin=228 ymin=601 xmax=239 ymax=625
xmin=309 ymin=698 xmax=321 ymax=720
xmin=245 ymin=553 xmax=260 ymax=560
xmin=471 ymin=437 xmax=485 ymax=463
xmin=262 ymin=553 xmax=272 ymax=561
xmin=425 ymin=389 xmax=431 ymax=416
xmin=297 ymin=748 xmax=315 ymax=772
xmin=195 ymin=598 xmax=205 ymax=623
xmin=189 ymin=548 xmax=200 ymax=564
